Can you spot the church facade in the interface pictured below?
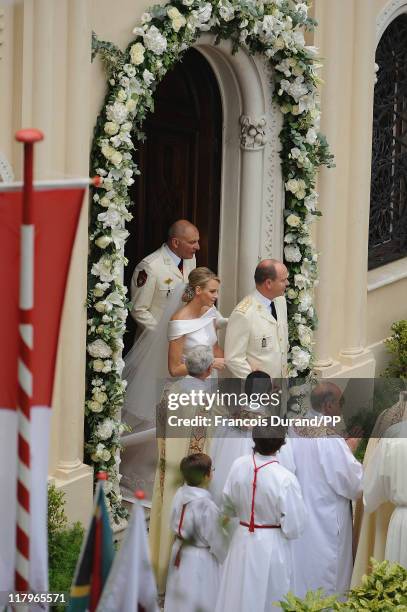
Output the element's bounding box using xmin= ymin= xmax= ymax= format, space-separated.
xmin=0 ymin=0 xmax=406 ymax=523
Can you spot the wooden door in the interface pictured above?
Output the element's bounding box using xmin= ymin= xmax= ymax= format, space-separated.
xmin=124 ymin=48 xmax=223 ymax=350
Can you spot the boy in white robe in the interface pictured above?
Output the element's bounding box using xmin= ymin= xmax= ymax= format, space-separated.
xmin=210 ymin=371 xmax=295 ymax=505
xmin=290 ymin=382 xmax=363 ymax=598
xmin=215 ymin=424 xmax=306 ymax=612
xmin=164 ymin=453 xmax=226 ymax=612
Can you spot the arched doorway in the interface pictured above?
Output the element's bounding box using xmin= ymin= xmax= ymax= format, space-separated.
xmin=124 ymin=48 xmax=223 ymax=329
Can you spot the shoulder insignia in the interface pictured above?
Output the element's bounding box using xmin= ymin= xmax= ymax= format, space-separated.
xmin=137 ymin=269 xmax=148 ymax=287
xmin=235 ymin=296 xmax=252 ymax=314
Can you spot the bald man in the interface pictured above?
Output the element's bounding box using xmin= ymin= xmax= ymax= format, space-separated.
xmin=130 ymin=220 xmax=199 ymax=331
xmin=225 ymin=259 xmax=289 ymax=378
xmin=290 ymin=383 xmax=363 ymax=598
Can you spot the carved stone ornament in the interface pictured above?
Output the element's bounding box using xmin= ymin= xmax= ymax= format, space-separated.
xmin=239 ymin=115 xmax=267 ymax=150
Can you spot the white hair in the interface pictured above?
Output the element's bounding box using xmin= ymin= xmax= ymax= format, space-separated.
xmin=184 ymin=345 xmax=214 ymax=377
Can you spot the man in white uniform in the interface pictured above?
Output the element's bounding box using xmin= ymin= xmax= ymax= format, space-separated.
xmin=225 ymin=259 xmax=289 ymax=378
xmin=290 ymin=383 xmax=363 ymax=598
xmin=130 ymin=219 xmax=199 ymax=331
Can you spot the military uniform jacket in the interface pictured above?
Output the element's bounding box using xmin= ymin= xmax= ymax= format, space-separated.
xmin=130 ymin=244 xmax=196 ymax=331
xmin=224 ymin=292 xmax=288 ymax=379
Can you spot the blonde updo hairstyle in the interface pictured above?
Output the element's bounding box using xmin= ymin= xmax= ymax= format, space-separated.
xmin=182 ymin=267 xmax=220 ymax=303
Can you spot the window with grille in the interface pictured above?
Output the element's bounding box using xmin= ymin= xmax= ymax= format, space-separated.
xmin=369 ymin=14 xmax=407 ymax=270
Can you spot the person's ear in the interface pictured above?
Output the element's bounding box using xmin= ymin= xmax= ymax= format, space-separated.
xmin=195 ymin=285 xmax=202 ymax=295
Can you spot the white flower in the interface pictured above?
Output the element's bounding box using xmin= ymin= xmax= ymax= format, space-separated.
xmin=111 ymin=227 xmax=130 ymax=249
xmin=218 ymin=0 xmax=235 ymax=22
xmin=93 ymin=282 xmax=110 ymax=298
xmin=291 ymin=346 xmax=311 ymax=370
xmin=130 ymin=42 xmax=145 ymax=65
xmin=144 ymin=25 xmax=167 ymax=55
xmin=298 ymin=324 xmax=313 ymax=348
xmin=301 ymin=259 xmax=313 ymax=276
xmin=259 ymin=15 xmax=277 ymax=42
xmin=102 ymin=360 xmax=113 ymax=373
xmin=298 ymin=234 xmax=312 ymax=245
xmin=168 ymin=6 xmax=187 ymax=31
xmin=124 ymin=64 xmax=136 ymax=77
xmin=106 ymin=101 xmax=128 ymax=124
xmin=125 ymin=98 xmax=138 ymax=113
xmin=96 ymin=418 xmax=115 ymax=441
xmin=306 ymin=128 xmax=317 ymax=145
xmin=294 ymin=273 xmax=310 ymax=290
xmin=297 ymin=290 xmax=313 ymax=312
xmin=88 ymin=400 xmax=103 ymax=413
xmin=114 ymin=358 xmax=125 ymax=375
xmin=88 ymin=339 xmax=112 ymax=359
xmin=304 ymin=191 xmax=317 ymax=212
xmin=94 ymin=300 xmax=113 ymax=313
xmin=91 ymin=443 xmax=111 ymax=462
xmin=284 ymin=233 xmax=296 ymax=243
xmin=298 ymin=94 xmax=315 ymax=114
xmin=116 ymin=89 xmax=127 ymax=103
xmin=91 ymin=256 xmax=114 ymax=282
xmin=116 ymin=308 xmax=128 ymax=322
xmin=98 ymin=209 xmax=122 ymax=228
xmin=104 ymin=122 xmax=119 ymax=136
xmin=142 ymin=69 xmax=154 ymax=87
xmin=140 ymin=12 xmax=152 ymax=24
xmin=239 ymin=29 xmax=248 ymax=43
xmin=284 ymin=244 xmax=302 ymax=262
xmin=285 ymin=178 xmax=306 ymax=199
xmin=286 ymin=213 xmax=301 ymax=228
xmin=93 ymin=359 xmax=105 ymax=372
xmin=296 ymin=2 xmax=308 ymax=18
xmin=105 ymin=291 xmax=125 ymax=307
xmin=287 ymin=288 xmax=297 ymax=300
xmin=93 ymin=390 xmax=108 ymax=404
xmin=194 ymin=3 xmax=212 ymax=26
xmin=95 ymin=235 xmax=113 ymax=249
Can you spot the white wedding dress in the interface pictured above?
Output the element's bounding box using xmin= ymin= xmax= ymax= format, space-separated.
xmin=120 ymin=291 xmax=220 ymax=500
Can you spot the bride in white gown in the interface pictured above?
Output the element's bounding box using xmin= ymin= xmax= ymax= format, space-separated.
xmin=120 ymin=268 xmax=225 ymax=500
xmin=167 ymin=267 xmax=225 ymax=378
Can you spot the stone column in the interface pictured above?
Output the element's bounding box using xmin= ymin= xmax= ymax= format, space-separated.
xmin=50 ymin=0 xmax=93 ymax=524
xmin=313 ymin=0 xmax=355 ymax=372
xmin=339 ymin=0 xmax=375 ymax=365
xmin=31 ymin=0 xmax=54 ymax=179
xmin=238 ymin=114 xmax=267 ymax=298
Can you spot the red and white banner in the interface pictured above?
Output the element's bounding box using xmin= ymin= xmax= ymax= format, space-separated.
xmin=0 ymin=181 xmax=86 ymax=594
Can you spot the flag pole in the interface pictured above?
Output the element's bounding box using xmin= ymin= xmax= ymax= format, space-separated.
xmin=14 ymin=128 xmax=44 ymax=592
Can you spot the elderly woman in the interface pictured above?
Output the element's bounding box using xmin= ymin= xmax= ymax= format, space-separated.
xmin=149 ymin=344 xmax=215 ymax=594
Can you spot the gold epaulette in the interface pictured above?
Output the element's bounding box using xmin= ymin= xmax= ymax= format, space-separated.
xmin=235 ymin=296 xmax=252 ymax=314
xmin=293 ymin=424 xmax=338 ymax=438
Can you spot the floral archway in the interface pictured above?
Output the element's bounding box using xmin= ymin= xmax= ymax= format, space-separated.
xmin=87 ymin=0 xmax=333 ymax=520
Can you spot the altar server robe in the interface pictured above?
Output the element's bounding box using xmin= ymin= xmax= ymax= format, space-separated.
xmin=164 ymin=485 xmax=225 ymax=612
xmin=215 ymin=453 xmax=306 ymax=612
xmin=290 ymin=432 xmax=363 ymax=598
xmin=209 ymin=429 xmax=296 ymax=506
xmin=363 ymin=421 xmax=407 ymax=568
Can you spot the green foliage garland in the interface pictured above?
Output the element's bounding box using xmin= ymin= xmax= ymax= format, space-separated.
xmin=88 ymin=0 xmax=333 ymax=520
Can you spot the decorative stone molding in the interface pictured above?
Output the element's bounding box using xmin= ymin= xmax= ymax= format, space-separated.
xmin=0 ymin=152 xmax=14 ymax=182
xmin=377 ymin=0 xmax=407 ymax=42
xmin=239 ymin=114 xmax=267 ymax=150
xmin=0 ymin=9 xmax=4 ymax=61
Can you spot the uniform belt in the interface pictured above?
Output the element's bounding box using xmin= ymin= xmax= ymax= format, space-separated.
xmin=239 ymin=521 xmax=281 ymax=529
